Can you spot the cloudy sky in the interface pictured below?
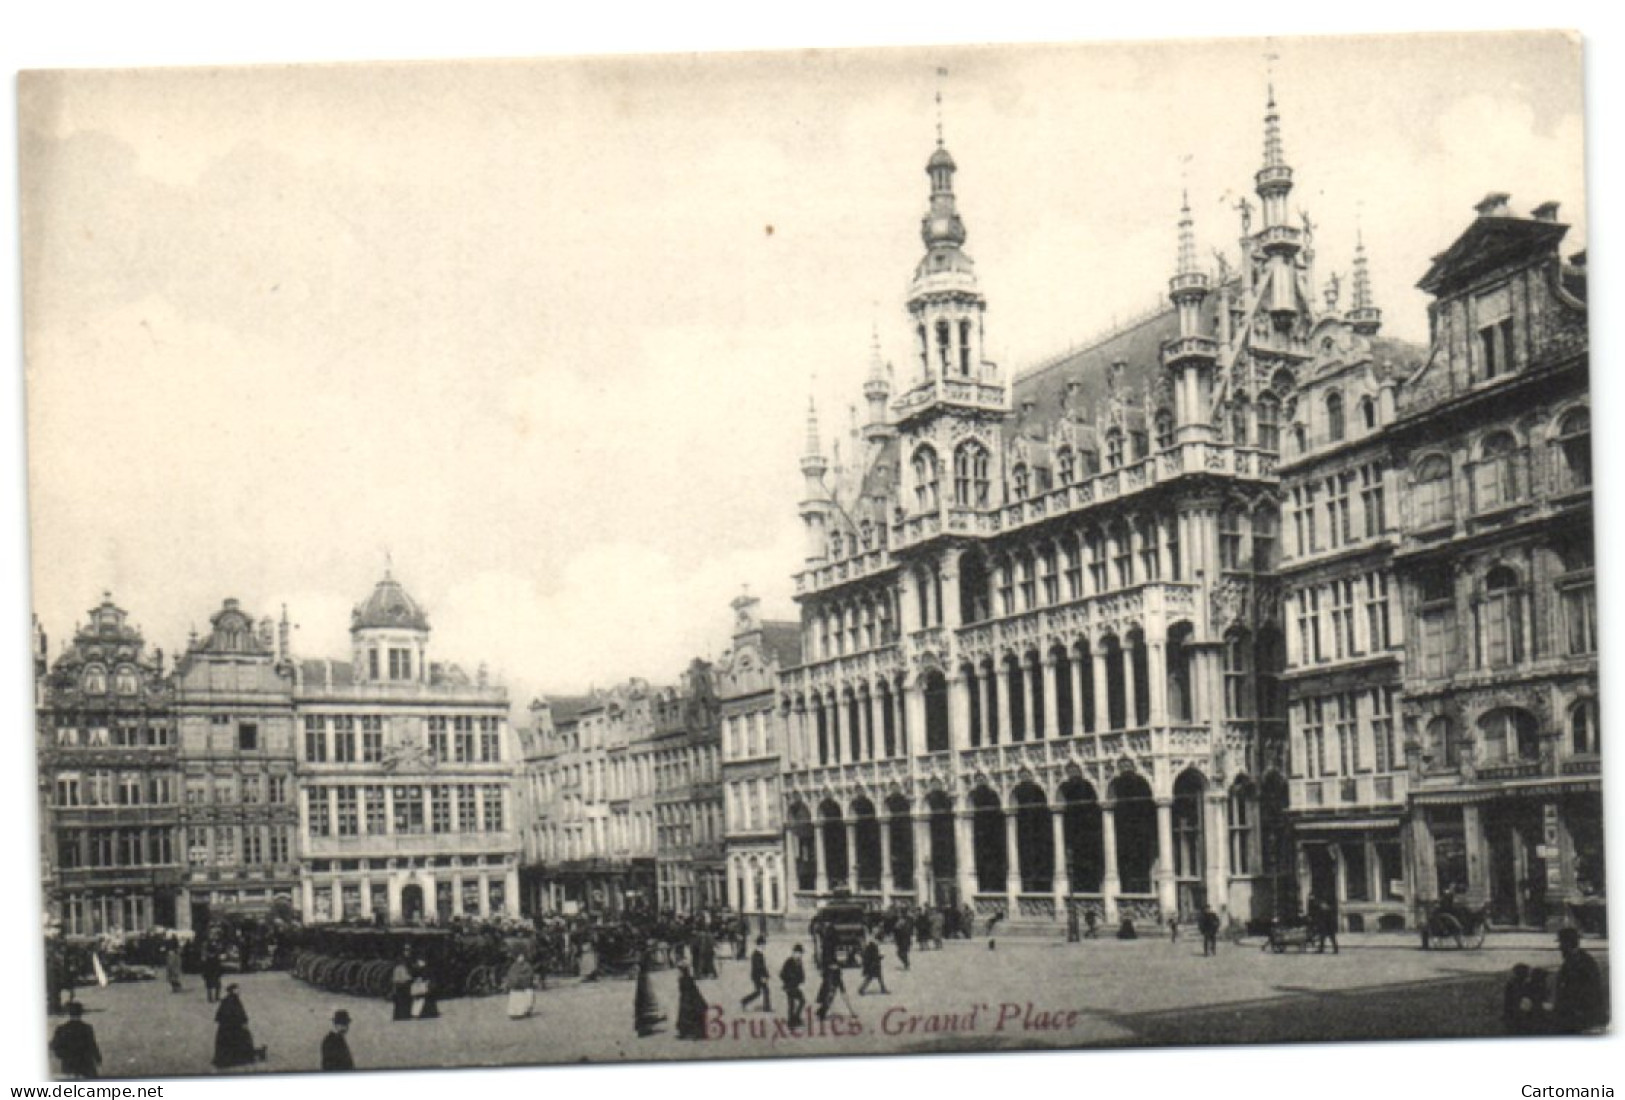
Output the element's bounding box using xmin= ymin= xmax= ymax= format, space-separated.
xmin=18 ymin=32 xmax=1586 ymax=703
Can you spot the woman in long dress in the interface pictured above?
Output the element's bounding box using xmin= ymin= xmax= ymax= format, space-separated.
xmin=633 ymin=948 xmax=664 ymax=1037
xmin=212 ymin=985 xmax=259 ymax=1069
xmin=504 ymin=954 xmax=536 ymax=1020
xmin=675 ymin=963 xmax=709 ymax=1041
xmin=391 ymin=951 xmax=414 ymax=1021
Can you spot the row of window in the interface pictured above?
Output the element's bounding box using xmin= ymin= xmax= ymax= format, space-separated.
xmin=186 ymin=824 xmax=295 ymax=866
xmin=53 ymin=771 xmax=176 ymax=808
xmin=1295 ymin=687 xmax=1402 ymax=779
xmin=1411 ymin=410 xmax=1590 ymax=529
xmin=1415 ymin=565 xmax=1595 ymax=679
xmin=72 ymin=666 xmax=145 ymax=697
xmin=1286 ymin=462 xmax=1387 ymax=559
xmin=1425 ymin=699 xmax=1599 ymax=769
xmin=49 ymin=718 xmax=170 ymax=748
xmin=304 ymin=784 xmax=506 ymax=837
xmin=723 ymin=707 xmax=778 ymax=761
xmin=183 ymin=773 xmax=292 ymax=805
xmin=55 ymin=826 xmax=177 ymax=869
xmin=656 ymin=802 xmax=725 ymax=849
xmin=1291 ymin=572 xmax=1397 ymax=667
xmin=537 ymin=812 xmax=656 ymax=863
xmin=726 ymin=776 xmax=781 ymax=833
xmin=302 ymin=714 xmax=503 ymax=764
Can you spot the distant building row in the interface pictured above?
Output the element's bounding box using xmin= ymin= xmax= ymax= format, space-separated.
xmin=35 ymin=573 xmax=519 ymax=937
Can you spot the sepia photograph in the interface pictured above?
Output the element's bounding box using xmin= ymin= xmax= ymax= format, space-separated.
xmin=5 ymin=13 xmax=1615 ymax=1092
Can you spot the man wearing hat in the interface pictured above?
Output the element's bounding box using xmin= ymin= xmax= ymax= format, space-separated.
xmin=321 ymin=1010 xmax=354 ymax=1071
xmin=49 ymin=1001 xmax=101 ymax=1079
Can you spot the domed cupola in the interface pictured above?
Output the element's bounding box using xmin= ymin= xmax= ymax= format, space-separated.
xmin=351 ymin=567 xmax=430 ymax=685
xmin=352 ymin=570 xmax=430 ymax=633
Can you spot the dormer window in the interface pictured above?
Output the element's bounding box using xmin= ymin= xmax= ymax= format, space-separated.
xmin=1011 ymin=464 xmax=1029 ymax=501
xmin=1360 ymin=396 xmax=1377 ymax=431
xmin=1154 ymin=411 xmax=1175 ymax=451
xmin=1056 ymin=447 xmax=1075 ymax=484
xmin=1475 ymin=285 xmax=1515 ymax=381
xmin=388 ymin=647 xmax=413 ymax=680
xmin=83 ymin=666 xmax=107 ymax=695
xmin=115 ymin=667 xmax=138 ymax=696
xmin=1105 ymin=430 xmax=1124 ymax=470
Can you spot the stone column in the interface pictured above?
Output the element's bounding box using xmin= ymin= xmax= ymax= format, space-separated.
xmin=845 ymin=820 xmax=859 ymax=890
xmin=1069 ymin=654 xmax=1086 ymax=736
xmin=829 ymin=698 xmax=844 ymax=765
xmin=331 ymin=881 xmax=343 ymax=924
xmin=912 ymin=814 xmax=932 ymax=903
xmin=975 ymin=667 xmax=993 ymax=746
xmin=879 ymin=815 xmax=894 ymax=903
xmin=452 ymin=873 xmax=465 ymax=917
xmin=1005 ymin=810 xmax=1022 ymax=899
xmin=504 ymin=867 xmax=520 ymax=916
xmin=419 ymin=870 xmax=437 ymax=920
xmin=1155 ymin=798 xmax=1177 ymax=914
xmin=1205 ymin=792 xmax=1230 ymax=916
xmin=1041 ymin=656 xmax=1059 ymax=739
xmin=996 ymin=664 xmax=1014 ymax=746
xmin=1101 ymin=802 xmax=1121 ymax=924
xmin=1462 ymin=804 xmax=1487 ymax=909
xmin=1052 ymin=809 xmax=1071 ymax=900
xmin=955 ymin=811 xmax=977 ymax=902
xmin=813 ymin=822 xmax=829 ymax=894
xmin=1123 ymin=647 xmax=1140 ymax=730
xmin=386 ymin=873 xmax=402 ymax=924
xmin=949 ymin=673 xmax=972 ymax=752
xmin=1093 ymin=652 xmax=1112 ymax=733
xmin=868 ymin=691 xmax=882 ymax=761
xmin=301 ymin=878 xmax=315 ymax=922
xmin=903 ymin=683 xmax=923 ymax=758
xmin=1147 ymin=642 xmax=1168 ymax=727
xmin=726 ymin=860 xmax=740 ymax=911
xmin=477 ymin=873 xmax=492 ymax=917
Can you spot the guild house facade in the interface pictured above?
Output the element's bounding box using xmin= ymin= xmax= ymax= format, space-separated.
xmin=293 ymin=572 xmax=519 ymax=923
xmin=776 ymin=90 xmax=1597 ymax=933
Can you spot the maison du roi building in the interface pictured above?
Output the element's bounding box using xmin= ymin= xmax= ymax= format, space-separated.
xmin=35 ymin=573 xmax=522 ymax=935
xmin=775 ymin=89 xmax=1597 ymax=934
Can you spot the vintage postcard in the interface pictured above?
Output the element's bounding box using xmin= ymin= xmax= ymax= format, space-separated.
xmin=18 ymin=30 xmax=1608 ymax=1082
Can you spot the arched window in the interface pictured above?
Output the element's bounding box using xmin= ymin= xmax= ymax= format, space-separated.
xmin=1360 ymin=395 xmax=1377 ymax=431
xmin=912 ymin=446 xmax=940 ymax=512
xmin=1105 ymin=429 xmax=1124 ymax=470
xmin=1478 ymin=707 xmax=1539 ymax=764
xmin=83 ymin=666 xmax=107 ymax=695
xmin=1231 ymin=397 xmax=1250 ymax=446
xmin=958 ymin=320 xmax=973 ymax=376
xmin=1011 ymin=464 xmax=1030 ymax=501
xmin=1223 ymin=629 xmax=1253 ymax=718
xmin=953 ymin=445 xmax=973 ymax=507
xmin=115 ymin=667 xmax=138 ymax=696
xmin=1480 ymin=565 xmax=1525 ymax=668
xmin=1429 ymin=716 xmax=1461 ymax=769
xmin=1056 ymin=446 xmax=1076 ymax=484
xmin=1557 ymin=407 xmax=1591 ymax=491
xmin=1219 ymin=508 xmax=1244 ymax=570
xmin=1257 ymin=394 xmax=1281 ymax=453
xmin=1474 ymin=431 xmax=1521 ymax=511
xmin=935 ymin=320 xmax=952 ymax=371
xmin=1414 ymin=454 xmax=1454 ymax=527
xmin=1252 ymin=507 xmax=1279 ymax=571
xmin=1570 ymin=699 xmax=1599 ymax=756
xmin=972 ymin=447 xmax=991 ymax=507
xmin=1155 ymin=410 xmax=1175 ymax=451
xmin=1325 ymin=392 xmax=1345 ymax=443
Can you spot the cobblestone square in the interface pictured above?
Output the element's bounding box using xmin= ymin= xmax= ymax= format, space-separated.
xmin=50 ymin=932 xmax=1605 ymax=1079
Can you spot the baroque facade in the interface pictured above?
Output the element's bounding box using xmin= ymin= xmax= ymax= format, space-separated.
xmin=652 ymin=661 xmax=726 ymax=913
xmin=292 ymin=572 xmax=519 ymax=923
xmin=37 ymin=596 xmax=183 ymax=935
xmin=172 ymin=599 xmax=300 ymax=930
xmin=717 ymin=593 xmax=802 ymax=927
xmin=1391 ymin=196 xmax=1596 ymax=930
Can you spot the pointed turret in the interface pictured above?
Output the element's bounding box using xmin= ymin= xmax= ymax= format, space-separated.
xmin=1347 ymin=228 xmax=1382 ymax=335
xmin=798 ymin=396 xmax=833 ymax=564
xmin=1162 ymin=190 xmax=1219 ymax=440
xmin=1252 ymin=84 xmax=1305 ymax=326
xmin=862 ymin=326 xmax=894 ymax=444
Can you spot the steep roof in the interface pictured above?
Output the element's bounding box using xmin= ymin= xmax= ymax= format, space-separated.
xmin=1009 ymin=303 xmax=1182 ymax=442
xmin=761 ymin=620 xmax=804 ymax=669
xmin=1417 ymin=214 xmax=1569 ymax=295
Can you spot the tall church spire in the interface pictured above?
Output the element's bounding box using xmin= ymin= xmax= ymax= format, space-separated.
xmin=1164 ymin=187 xmax=1218 ymax=440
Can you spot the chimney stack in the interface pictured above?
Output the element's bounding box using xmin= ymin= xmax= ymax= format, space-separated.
xmin=1474 ymin=192 xmax=1512 ymax=218
xmin=1532 ymin=201 xmax=1561 ymax=222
